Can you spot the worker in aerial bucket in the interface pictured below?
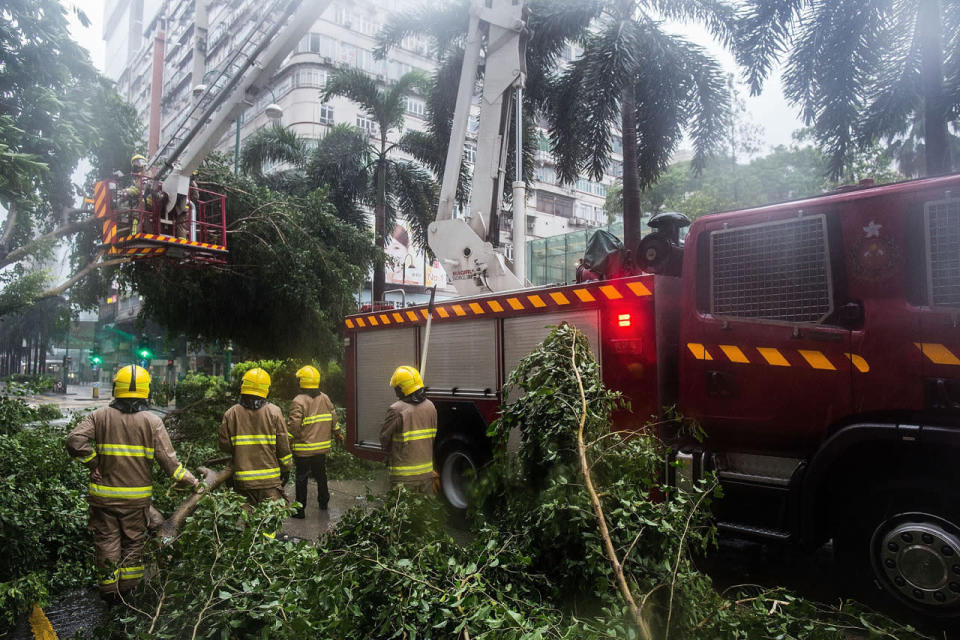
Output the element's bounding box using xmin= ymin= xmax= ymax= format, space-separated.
xmin=379 ymin=366 xmax=437 ymax=493
xmin=287 ymin=365 xmax=341 ymax=518
xmin=66 ymin=365 xmax=199 ymax=603
xmin=118 ymin=154 xmax=148 ymax=237
xmin=218 ymin=368 xmax=292 ymax=506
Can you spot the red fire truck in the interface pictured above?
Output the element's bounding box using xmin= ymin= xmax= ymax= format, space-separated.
xmin=346 ymin=172 xmax=960 ymax=616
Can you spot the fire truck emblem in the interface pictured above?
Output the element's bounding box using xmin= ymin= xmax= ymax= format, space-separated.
xmin=850 ymin=220 xmax=901 ymax=281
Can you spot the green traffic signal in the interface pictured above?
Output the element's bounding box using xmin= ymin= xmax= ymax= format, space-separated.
xmin=90 ymin=354 xmax=102 ymax=365
xmin=138 ymin=348 xmax=152 ymax=360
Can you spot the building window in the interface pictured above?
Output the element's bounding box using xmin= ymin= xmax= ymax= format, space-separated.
xmin=318 ymin=104 xmax=334 ymax=125
xmin=536 ymin=191 xmax=574 ymax=218
xmin=405 ymin=97 xmax=426 ymax=117
xmin=534 ymin=166 xmax=556 ymax=185
xmin=464 ymin=143 xmax=476 ymax=164
xmin=388 ymin=60 xmax=414 ymax=81
xmin=356 ymin=114 xmax=377 ymax=136
xmin=294 ymin=68 xmax=327 ymax=89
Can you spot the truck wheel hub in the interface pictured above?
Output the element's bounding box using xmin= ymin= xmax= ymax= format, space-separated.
xmin=442 ymin=450 xmax=476 ymax=511
xmin=874 ymin=515 xmax=960 ymax=608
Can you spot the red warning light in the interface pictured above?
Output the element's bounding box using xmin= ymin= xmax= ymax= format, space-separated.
xmin=618 ymin=313 xmax=631 ymax=327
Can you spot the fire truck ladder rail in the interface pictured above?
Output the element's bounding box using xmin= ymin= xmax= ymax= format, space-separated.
xmin=148 ymin=0 xmax=303 ymax=176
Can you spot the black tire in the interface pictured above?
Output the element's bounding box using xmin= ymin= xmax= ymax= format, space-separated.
xmin=835 ymin=485 xmax=960 ymax=621
xmin=437 ymin=438 xmax=486 ymax=511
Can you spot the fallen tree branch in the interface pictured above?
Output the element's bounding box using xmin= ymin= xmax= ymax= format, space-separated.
xmin=154 ymin=465 xmax=234 ymax=543
xmin=0 ymin=213 xmax=94 ymax=269
xmin=570 ymin=327 xmax=651 ymax=639
xmin=35 ymin=255 xmax=129 ymax=300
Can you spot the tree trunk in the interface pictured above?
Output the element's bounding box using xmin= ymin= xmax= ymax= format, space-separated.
xmin=919 ymin=0 xmax=950 ymax=176
xmin=372 ymin=157 xmax=387 ymax=304
xmin=621 ymin=83 xmax=643 ymax=255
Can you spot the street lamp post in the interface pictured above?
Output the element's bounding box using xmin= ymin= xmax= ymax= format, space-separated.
xmin=193 ymin=70 xmax=283 ymax=175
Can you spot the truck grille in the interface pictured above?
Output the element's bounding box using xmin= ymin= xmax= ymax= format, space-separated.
xmin=711 ymin=215 xmax=832 ymax=323
xmin=926 ymin=199 xmax=960 ymax=307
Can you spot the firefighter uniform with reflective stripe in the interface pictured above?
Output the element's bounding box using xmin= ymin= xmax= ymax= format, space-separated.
xmin=219 ymin=400 xmax=292 ymax=505
xmin=288 ymin=390 xmax=338 ymax=512
xmin=379 ymin=396 xmax=437 ymax=492
xmin=66 ymin=401 xmax=196 ymax=595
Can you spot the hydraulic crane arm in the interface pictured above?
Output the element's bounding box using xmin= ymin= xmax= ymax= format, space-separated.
xmin=147 ymin=0 xmax=332 ymax=197
xmin=428 ymin=0 xmax=527 ymax=295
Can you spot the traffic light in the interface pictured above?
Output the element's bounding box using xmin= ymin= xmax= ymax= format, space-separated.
xmin=138 ymin=347 xmax=152 ymax=360
xmin=90 ymin=353 xmax=102 ymax=366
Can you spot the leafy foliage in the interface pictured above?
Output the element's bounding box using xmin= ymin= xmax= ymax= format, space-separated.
xmin=0 ymin=411 xmax=94 ymax=634
xmin=122 ymin=158 xmax=375 ymax=359
xmin=736 ymin=0 xmax=960 ymax=178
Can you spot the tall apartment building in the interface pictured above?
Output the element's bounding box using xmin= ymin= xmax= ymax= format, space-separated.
xmin=102 ymin=0 xmax=621 ymax=288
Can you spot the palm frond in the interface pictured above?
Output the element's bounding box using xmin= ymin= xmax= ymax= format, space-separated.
xmin=525 ymin=0 xmax=602 ymax=109
xmin=239 ymin=123 xmax=306 ymax=177
xmin=674 ymin=41 xmax=732 ymax=175
xmin=783 ymin=0 xmax=888 ymax=178
xmin=734 ymin=0 xmax=806 ymax=94
xmin=380 ymin=70 xmax=432 ymax=133
xmin=859 ymin=3 xmax=921 ymax=145
xmin=386 ymin=160 xmax=439 ymax=253
xmin=306 ymin=124 xmax=372 ymax=227
xmin=322 ymin=68 xmax=383 ymax=119
xmin=648 ymin=0 xmax=739 ymax=48
xmin=374 ymin=0 xmax=469 ymax=59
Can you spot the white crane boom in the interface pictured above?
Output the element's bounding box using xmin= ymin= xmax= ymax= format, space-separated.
xmin=148 ymin=0 xmax=332 ymax=197
xmin=428 ymin=0 xmax=527 ymax=295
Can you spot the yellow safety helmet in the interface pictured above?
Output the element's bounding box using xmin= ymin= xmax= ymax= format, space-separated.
xmin=296 ymin=365 xmax=321 ymax=389
xmin=130 ymin=154 xmax=147 ymax=171
xmin=113 ymin=365 xmax=150 ymax=399
xmin=241 ymin=367 xmax=271 ymax=398
xmin=390 ymin=365 xmax=424 ymax=397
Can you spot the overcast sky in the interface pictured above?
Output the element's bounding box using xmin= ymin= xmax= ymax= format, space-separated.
xmin=67 ymin=0 xmax=805 ymax=154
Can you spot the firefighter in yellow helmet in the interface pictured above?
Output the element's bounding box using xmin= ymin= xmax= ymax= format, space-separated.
xmin=379 ymin=366 xmax=437 ymax=493
xmin=287 ymin=365 xmax=340 ymax=518
xmin=66 ymin=365 xmax=198 ymax=603
xmin=120 ymin=154 xmax=149 ymax=237
xmin=218 ymin=368 xmax=292 ymax=505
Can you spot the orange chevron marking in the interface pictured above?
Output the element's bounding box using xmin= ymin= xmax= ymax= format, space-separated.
xmin=406 ymin=311 xmax=419 ymax=322
xmin=527 ymin=295 xmax=546 ymax=308
xmin=626 ymin=281 xmax=652 ymax=296
xmin=550 ymin=292 xmax=571 ymax=305
xmin=469 ymin=302 xmax=484 ymax=314
xmin=379 ymin=314 xmax=390 ymax=324
xmin=355 ymin=317 xmax=366 ymax=327
xmin=506 ymin=297 xmax=524 ymax=310
xmin=487 ymin=300 xmax=504 ymax=312
xmin=572 ymin=288 xmax=596 ymax=302
xmin=435 ymin=307 xmax=450 ymax=318
xmin=452 ymin=305 xmax=467 ymax=316
xmin=346 ymin=319 xmax=355 ymax=329
xmin=392 ymin=313 xmax=404 ymax=323
xmin=599 ymin=285 xmax=623 ymax=300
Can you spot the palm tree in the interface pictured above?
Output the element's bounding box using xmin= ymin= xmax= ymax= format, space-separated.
xmin=379 ymin=0 xmax=735 ymax=254
xmin=736 ymin=0 xmax=960 ymax=178
xmin=322 ymin=69 xmax=439 ymax=302
xmin=547 ymin=0 xmax=735 ymax=252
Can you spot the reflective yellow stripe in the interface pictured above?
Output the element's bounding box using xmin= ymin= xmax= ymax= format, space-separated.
xmin=388 ymin=462 xmax=434 ymax=476
xmin=291 ymin=440 xmax=332 ymax=452
xmin=262 ymin=531 xmax=276 ymax=539
xmin=719 ymin=345 xmax=750 ymax=364
xmin=90 ymin=483 xmax=153 ymax=499
xmin=915 ymin=342 xmax=960 ymax=366
xmin=80 ymin=451 xmax=97 ymax=463
xmin=798 ymin=349 xmax=836 ymax=370
xmin=302 ymin=413 xmax=332 ymax=425
xmin=100 ymin=569 xmax=119 ymax=585
xmin=235 ymin=467 xmax=281 ymax=480
xmin=686 ymin=343 xmax=713 ymax=360
xmin=97 ymin=443 xmax=154 ymax=458
xmin=279 ymin=454 xmax=292 ymax=465
xmin=844 ymin=353 xmax=870 ymax=373
xmin=173 ymin=464 xmax=186 ymax=481
xmin=119 ymin=565 xmax=145 ymax=579
xmin=393 ymin=428 xmax=437 ymax=443
xmin=231 ymin=434 xmax=276 ymax=445
xmin=757 ymin=347 xmax=791 ymax=367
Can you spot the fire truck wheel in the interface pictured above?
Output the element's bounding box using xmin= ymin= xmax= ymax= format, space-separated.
xmin=438 ymin=439 xmax=485 ymax=511
xmin=836 ymin=488 xmax=960 ymax=619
